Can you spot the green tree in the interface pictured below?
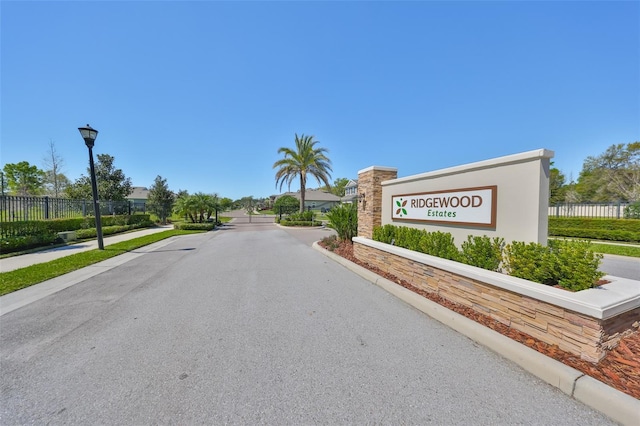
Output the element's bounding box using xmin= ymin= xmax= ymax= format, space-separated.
xmin=66 ymin=154 xmax=132 ymax=201
xmin=173 ymin=191 xmax=194 ymax=222
xmin=549 ymin=165 xmax=566 ymax=205
xmin=219 ymin=197 xmax=233 ymax=211
xmin=273 ymin=194 xmax=300 ymax=214
xmin=237 ymin=196 xmax=254 ymax=213
xmin=147 ymin=175 xmax=175 ymax=224
xmin=173 ymin=192 xmax=218 ymax=223
xmin=578 ymin=142 xmax=640 ymax=202
xmin=329 ymin=177 xmax=350 ymax=197
xmin=273 ymin=134 xmax=333 ymax=213
xmin=2 ymin=161 xmax=46 ymax=196
xmin=192 ymin=192 xmax=219 ymax=222
xmin=0 ymin=171 xmax=7 ymax=195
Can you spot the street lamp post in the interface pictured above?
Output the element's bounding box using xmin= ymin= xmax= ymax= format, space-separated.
xmin=78 ymin=124 xmax=104 ymax=250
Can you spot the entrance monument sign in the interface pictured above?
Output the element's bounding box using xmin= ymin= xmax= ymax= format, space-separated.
xmin=391 ymin=186 xmax=497 ymax=227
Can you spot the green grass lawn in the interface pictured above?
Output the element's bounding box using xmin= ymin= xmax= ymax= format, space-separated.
xmin=590 ymin=243 xmax=640 ymax=258
xmin=549 ymin=237 xmax=640 ymax=258
xmin=0 ymin=229 xmax=202 ymax=296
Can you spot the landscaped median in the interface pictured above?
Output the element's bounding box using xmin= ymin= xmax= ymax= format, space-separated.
xmin=352 ymin=236 xmax=640 ymax=363
xmin=314 ymin=240 xmax=640 ymax=425
xmin=0 ymin=229 xmax=202 ymax=296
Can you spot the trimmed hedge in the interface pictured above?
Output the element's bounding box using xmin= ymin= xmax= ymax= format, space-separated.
xmin=1 ymin=233 xmax=60 ymax=253
xmin=75 ymin=223 xmax=152 ymax=239
xmin=548 ymin=217 xmax=640 ymax=242
xmin=549 ymin=227 xmax=639 ymax=243
xmin=1 ymin=215 xmax=152 ymax=238
xmin=0 ymin=215 xmax=154 ymax=254
xmin=173 ymin=222 xmax=216 ymax=231
xmin=279 ymin=220 xmax=322 ymax=227
xmin=549 ymin=217 xmax=640 ymax=232
xmin=372 ymin=224 xmax=604 ymax=291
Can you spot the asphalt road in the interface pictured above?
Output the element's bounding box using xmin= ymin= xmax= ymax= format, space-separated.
xmin=1 ymin=222 xmax=615 ymax=425
xmin=600 ymin=254 xmax=640 ymax=281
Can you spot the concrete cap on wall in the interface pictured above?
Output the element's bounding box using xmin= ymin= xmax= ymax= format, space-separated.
xmin=357 ymin=166 xmax=398 ymax=174
xmin=383 ymin=148 xmax=555 ymax=186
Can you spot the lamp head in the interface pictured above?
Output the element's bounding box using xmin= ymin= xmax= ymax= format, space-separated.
xmin=78 ymin=124 xmax=98 ymax=148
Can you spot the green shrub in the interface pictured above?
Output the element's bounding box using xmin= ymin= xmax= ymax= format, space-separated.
xmin=418 ymin=231 xmax=460 ymax=261
xmin=173 ymin=222 xmax=215 ymax=231
xmin=624 ymin=202 xmax=640 ymax=219
xmin=0 ymin=215 xmax=152 ymax=239
xmin=549 ymin=217 xmax=640 ymax=233
xmin=0 ymin=233 xmax=61 ymax=254
xmin=326 ymin=203 xmax=358 ymax=242
xmin=289 ymin=211 xmax=315 ymax=222
xmin=548 ymin=240 xmax=604 ymax=291
xmin=279 ymin=220 xmax=321 ymax=227
xmin=460 ymin=235 xmax=504 ymax=271
xmin=504 ymin=242 xmax=555 ymax=285
xmin=548 ymin=227 xmax=639 ymax=243
xmin=395 ymin=226 xmax=426 ymax=252
xmin=372 ymin=224 xmax=397 ymax=244
xmin=373 ymin=224 xmax=603 ymax=291
xmin=76 ymin=225 xmax=129 ymax=239
xmin=504 ymin=240 xmax=603 ymax=291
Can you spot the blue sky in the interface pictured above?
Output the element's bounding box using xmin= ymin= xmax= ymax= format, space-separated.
xmin=1 ymin=1 xmax=638 ymax=201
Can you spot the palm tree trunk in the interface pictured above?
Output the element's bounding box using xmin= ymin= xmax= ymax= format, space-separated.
xmin=300 ymin=174 xmax=307 ymax=213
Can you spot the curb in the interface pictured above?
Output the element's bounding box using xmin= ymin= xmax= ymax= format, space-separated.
xmin=313 ymin=242 xmax=640 ymax=425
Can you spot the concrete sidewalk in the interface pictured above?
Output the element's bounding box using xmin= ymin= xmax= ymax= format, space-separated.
xmin=0 ymin=225 xmax=174 ymax=273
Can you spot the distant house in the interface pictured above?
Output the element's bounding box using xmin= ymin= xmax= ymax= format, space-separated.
xmin=342 ymin=179 xmax=358 ymax=203
xmin=126 ymin=186 xmax=149 ymax=212
xmin=277 ymin=189 xmax=341 ymax=211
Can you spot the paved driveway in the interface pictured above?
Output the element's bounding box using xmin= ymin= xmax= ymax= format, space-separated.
xmin=0 ymin=221 xmax=613 ymax=424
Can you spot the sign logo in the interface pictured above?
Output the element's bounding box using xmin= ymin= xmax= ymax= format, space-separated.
xmin=391 ymin=186 xmax=497 ymax=227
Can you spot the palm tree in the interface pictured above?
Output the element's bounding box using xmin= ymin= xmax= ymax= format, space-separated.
xmin=273 ymin=134 xmax=333 ymax=213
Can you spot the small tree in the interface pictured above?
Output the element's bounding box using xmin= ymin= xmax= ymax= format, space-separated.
xmin=329 ymin=178 xmax=350 ymax=197
xmin=578 ymin=142 xmax=640 ymax=202
xmin=273 ymin=195 xmax=300 ymax=215
xmin=549 ymin=165 xmax=566 ymax=205
xmin=172 ymin=192 xmax=218 ymax=223
xmin=2 ymin=161 xmax=46 ymax=196
xmin=66 ymin=154 xmax=132 ymax=201
xmin=147 ymin=175 xmax=175 ymax=224
xmin=219 ymin=197 xmax=233 ymax=211
xmin=42 ymin=139 xmax=68 ymax=197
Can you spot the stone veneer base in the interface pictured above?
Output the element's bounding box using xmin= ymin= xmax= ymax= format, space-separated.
xmin=353 ymin=236 xmax=640 ymax=362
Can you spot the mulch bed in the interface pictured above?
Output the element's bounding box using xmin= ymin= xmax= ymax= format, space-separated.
xmin=321 ymin=239 xmax=640 ymax=400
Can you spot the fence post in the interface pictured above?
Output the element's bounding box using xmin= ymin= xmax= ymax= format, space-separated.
xmin=44 ymin=196 xmax=49 ymax=219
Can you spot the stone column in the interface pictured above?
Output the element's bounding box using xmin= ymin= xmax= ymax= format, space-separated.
xmin=357 ymin=166 xmax=398 ymax=239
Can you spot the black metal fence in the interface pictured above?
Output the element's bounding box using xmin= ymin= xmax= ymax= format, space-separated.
xmin=0 ymin=195 xmax=146 ymax=222
xmin=277 ymin=204 xmax=300 ymax=221
xmin=549 ymin=202 xmax=631 ymax=219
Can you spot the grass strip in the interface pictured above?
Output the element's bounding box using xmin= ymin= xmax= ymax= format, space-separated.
xmin=0 ymin=230 xmax=201 ymax=296
xmin=590 ymin=243 xmax=640 ymax=258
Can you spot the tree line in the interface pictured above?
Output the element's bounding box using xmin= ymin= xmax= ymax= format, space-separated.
xmin=0 ymin=141 xmax=236 ymax=225
xmin=549 ymin=142 xmax=639 ymax=204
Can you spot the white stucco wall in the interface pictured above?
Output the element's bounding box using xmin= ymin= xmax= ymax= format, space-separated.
xmin=381 ymin=149 xmax=554 ymax=246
